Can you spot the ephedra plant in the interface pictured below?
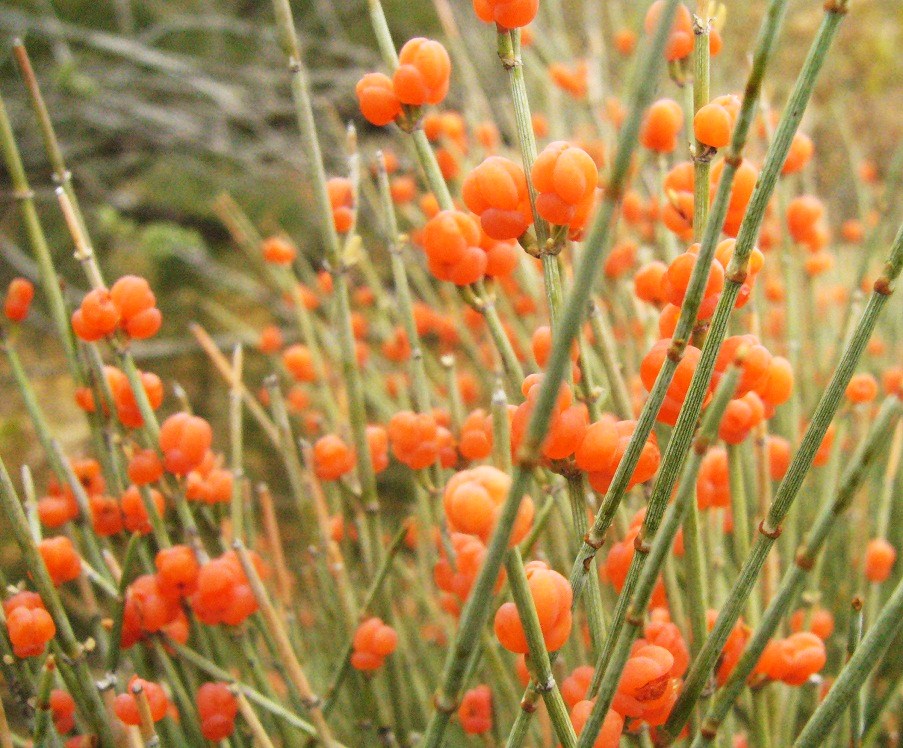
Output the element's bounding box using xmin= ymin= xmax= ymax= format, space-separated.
xmin=0 ymin=0 xmax=901 ymax=745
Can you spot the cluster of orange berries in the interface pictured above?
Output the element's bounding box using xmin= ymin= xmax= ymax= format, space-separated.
xmin=75 ymin=364 xmax=164 ymax=429
xmin=356 ymin=38 xmax=451 ymax=127
xmin=72 ymin=275 xmax=161 ymax=342
xmin=351 ymin=616 xmax=398 ymax=671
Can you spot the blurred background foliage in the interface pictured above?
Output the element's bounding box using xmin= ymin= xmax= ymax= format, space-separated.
xmin=0 ymin=0 xmax=899 ymax=497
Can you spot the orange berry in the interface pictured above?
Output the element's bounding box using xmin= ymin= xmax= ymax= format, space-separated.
xmin=458 ymin=684 xmax=493 ymax=734
xmin=694 ymin=102 xmax=733 ymax=148
xmin=258 ymin=324 xmax=283 ymax=354
xmin=4 ymin=278 xmax=34 ymax=322
xmin=393 ymin=38 xmax=451 ymax=107
xmin=696 ymin=447 xmax=731 ymax=509
xmin=781 ymin=132 xmax=814 ymax=174
xmin=789 ymin=607 xmax=834 ymax=641
xmin=155 ymin=545 xmax=200 ymax=599
xmin=282 ymin=344 xmax=317 ymax=382
xmin=312 ymin=434 xmax=357 ymax=481
xmin=196 ymin=682 xmax=239 ymax=741
xmin=640 ymin=99 xmax=684 ymax=153
xmin=865 ymin=538 xmax=896 ymax=583
xmin=443 ymin=465 xmax=533 ymax=545
xmin=766 ymin=436 xmax=791 ymax=481
xmin=612 ymin=643 xmax=676 ymax=719
xmin=38 ymin=537 xmax=82 ymax=586
xmin=6 ymin=602 xmax=56 ymax=658
xmin=356 ymin=73 xmax=402 ymax=126
xmin=327 ymin=178 xmax=355 ymax=234
xmin=549 ymin=60 xmax=589 ymax=99
xmin=634 ymin=261 xmax=669 ymax=305
xmin=422 ymin=210 xmax=486 ymax=285
xmin=351 ymin=617 xmax=397 ymax=671
xmin=786 ymin=195 xmax=824 ymax=244
xmin=71 ymin=288 xmax=120 ymax=342
xmin=472 ymin=0 xmax=538 ymax=28
xmin=159 ymin=412 xmax=213 ymax=475
xmin=571 ymin=699 xmax=624 ymax=747
xmin=758 ymin=356 xmax=794 ymax=407
xmin=614 ymin=28 xmax=637 ymax=56
xmin=644 ymin=1 xmax=694 ymax=61
xmin=781 ymin=632 xmax=827 ymax=686
xmin=494 ymin=561 xmax=572 ymax=653
xmin=120 ymin=486 xmax=165 ymax=535
xmin=531 ymin=141 xmax=598 ymax=226
xmin=845 ymin=372 xmax=878 ymax=404
xmin=462 ymin=157 xmax=533 ymax=240
xmin=114 ymin=677 xmax=168 ymax=726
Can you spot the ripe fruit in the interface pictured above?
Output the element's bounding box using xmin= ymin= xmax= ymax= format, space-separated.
xmin=113 ymin=677 xmax=169 ymax=726
xmin=472 ymin=0 xmax=538 ymax=29
xmin=71 ymin=288 xmax=119 ymax=341
xmin=644 ymin=1 xmax=695 ymax=61
xmin=511 ymin=374 xmax=588 ymax=461
xmin=393 ymin=38 xmax=451 ymax=107
xmin=846 ymin=372 xmax=878 ymax=404
xmin=562 ymin=665 xmax=594 ymax=709
xmin=694 ymin=102 xmax=733 ymax=149
xmin=155 ymin=545 xmax=200 ymax=598
xmin=421 ymin=210 xmax=487 ymax=285
xmin=109 ymin=276 xmax=162 ymax=339
xmin=864 ymin=538 xmax=896 ymax=582
xmin=388 ymin=410 xmax=448 ymax=469
xmin=327 ymin=177 xmax=354 ymax=234
xmin=443 ymin=465 xmax=534 ymax=545
xmin=262 ymin=236 xmax=296 ymax=265
xmin=351 ymin=617 xmax=398 ymax=671
xmin=4 ymin=278 xmax=34 ymax=322
xmin=531 ymin=141 xmax=598 ymax=226
xmin=38 ymin=536 xmax=82 ymax=586
xmin=458 ymin=684 xmax=492 ymax=734
xmin=434 ymin=532 xmax=504 ymax=608
xmin=127 ymin=448 xmax=164 ymax=485
xmin=640 ymin=339 xmax=708 ymax=426
xmin=612 ymin=644 xmax=678 ymax=723
xmin=196 ymin=682 xmax=239 ymax=741
xmin=313 ymin=434 xmax=357 ymax=481
xmin=159 ymin=412 xmax=213 ymax=475
xmin=640 ymin=99 xmax=684 ymax=153
xmin=50 ymin=689 xmax=76 ymax=734
xmin=575 ymin=417 xmax=660 ymax=493
xmin=494 ymin=560 xmax=572 ymax=653
xmin=4 ymin=593 xmax=55 ymax=658
xmin=781 ymin=132 xmax=814 ymax=174
xmin=356 ymin=73 xmax=402 ymax=126
xmin=786 ymin=195 xmax=824 ymax=244
xmin=571 ymin=699 xmax=624 ymax=747
xmin=462 ymin=157 xmax=533 ymax=240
